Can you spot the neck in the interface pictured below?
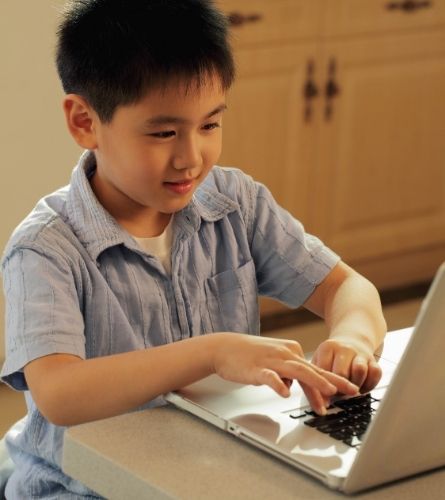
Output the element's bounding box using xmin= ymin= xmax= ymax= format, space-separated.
xmin=89 ymin=170 xmax=172 ymax=238
xmin=122 ymin=212 xmax=172 ymax=238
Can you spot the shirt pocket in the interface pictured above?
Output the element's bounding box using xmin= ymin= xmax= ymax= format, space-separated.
xmin=203 ymin=260 xmax=260 ymax=334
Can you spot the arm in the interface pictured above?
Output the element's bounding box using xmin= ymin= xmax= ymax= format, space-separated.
xmin=24 ymin=333 xmax=359 ymax=427
xmin=303 ymin=261 xmax=387 ymax=395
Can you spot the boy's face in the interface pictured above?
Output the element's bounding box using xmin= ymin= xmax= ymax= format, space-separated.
xmin=88 ymin=74 xmax=226 ymax=235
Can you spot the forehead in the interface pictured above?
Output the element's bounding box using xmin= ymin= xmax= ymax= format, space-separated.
xmin=114 ymin=73 xmax=226 ymax=123
xmin=143 ymin=72 xmax=225 ymax=107
xmin=148 ymin=72 xmax=225 ymax=99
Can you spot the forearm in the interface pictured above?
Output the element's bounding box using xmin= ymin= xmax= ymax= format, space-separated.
xmin=25 ymin=334 xmax=218 ymax=426
xmin=324 ymin=273 xmax=387 ymax=355
xmin=304 ymin=262 xmax=387 ymax=355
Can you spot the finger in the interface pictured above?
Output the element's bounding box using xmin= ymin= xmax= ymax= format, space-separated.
xmin=323 ymin=396 xmax=332 ymax=409
xmin=312 ymin=345 xmax=334 ymax=372
xmin=282 ymin=358 xmax=359 ymax=396
xmin=332 ymin=351 xmax=354 ymax=380
xmin=283 ymin=362 xmax=339 ymax=397
xmin=257 ymin=368 xmax=291 ymax=398
xmin=322 ymin=370 xmax=359 ymax=396
xmin=281 ymin=377 xmax=293 ymax=390
xmin=350 ymin=355 xmax=369 ymax=388
xmin=361 ymin=359 xmax=383 ymax=394
xmin=300 ymin=382 xmax=327 ymax=416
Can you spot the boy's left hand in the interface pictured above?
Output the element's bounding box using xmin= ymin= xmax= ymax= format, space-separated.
xmin=311 ymin=338 xmax=382 ymax=395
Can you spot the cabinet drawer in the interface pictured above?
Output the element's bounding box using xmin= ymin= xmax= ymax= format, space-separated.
xmin=217 ymin=0 xmax=321 ymax=46
xmin=323 ymin=0 xmax=445 ymax=37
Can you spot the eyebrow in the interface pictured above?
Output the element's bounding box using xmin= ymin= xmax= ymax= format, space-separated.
xmin=144 ymin=104 xmax=227 ymax=127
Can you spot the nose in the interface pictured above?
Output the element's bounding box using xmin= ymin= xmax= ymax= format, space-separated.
xmin=172 ymin=135 xmax=203 ymax=171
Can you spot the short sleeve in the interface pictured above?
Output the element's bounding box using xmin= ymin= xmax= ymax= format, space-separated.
xmin=1 ymin=247 xmax=86 ymax=390
xmin=251 ymin=182 xmax=340 ymax=308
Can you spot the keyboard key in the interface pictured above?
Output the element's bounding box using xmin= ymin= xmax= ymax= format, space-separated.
xmin=317 ymin=421 xmax=352 ymax=434
xmin=334 ymin=394 xmax=379 ymax=410
xmin=289 ymin=410 xmax=307 ymax=419
xmin=304 ymin=410 xmax=318 ymax=417
xmin=343 ymin=435 xmax=362 ymax=447
xmin=304 ymin=411 xmax=347 ymax=428
xmin=329 ymin=427 xmax=356 ymax=440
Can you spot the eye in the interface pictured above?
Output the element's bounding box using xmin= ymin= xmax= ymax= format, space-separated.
xmin=202 ymin=122 xmax=221 ymax=131
xmin=149 ymin=130 xmax=176 ymax=139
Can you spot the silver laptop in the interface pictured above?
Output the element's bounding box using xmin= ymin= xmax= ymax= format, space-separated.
xmin=165 ymin=263 xmax=445 ymax=494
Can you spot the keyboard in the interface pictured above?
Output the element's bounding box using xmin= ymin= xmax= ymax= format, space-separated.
xmin=289 ymin=394 xmax=381 ymax=447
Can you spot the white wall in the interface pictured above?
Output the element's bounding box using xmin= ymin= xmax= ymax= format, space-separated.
xmin=0 ymin=1 xmax=81 ymax=362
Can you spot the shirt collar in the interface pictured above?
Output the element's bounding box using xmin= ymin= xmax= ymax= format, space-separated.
xmin=66 ymin=151 xmax=238 ymax=261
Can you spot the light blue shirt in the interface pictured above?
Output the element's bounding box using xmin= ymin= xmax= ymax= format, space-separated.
xmin=1 ymin=151 xmax=339 ymax=498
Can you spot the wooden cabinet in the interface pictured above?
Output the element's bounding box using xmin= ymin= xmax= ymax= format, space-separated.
xmin=218 ymin=1 xmax=322 ymax=224
xmin=313 ymin=30 xmax=445 ymax=286
xmin=217 ymin=0 xmax=445 ymax=313
xmin=220 ymin=43 xmax=319 ymax=224
xmin=322 ymin=0 xmax=445 ymax=36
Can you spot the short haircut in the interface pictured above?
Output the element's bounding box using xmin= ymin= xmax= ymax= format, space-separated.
xmin=56 ymin=0 xmax=235 ymax=122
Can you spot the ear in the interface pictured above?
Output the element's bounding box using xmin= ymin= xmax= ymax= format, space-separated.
xmin=62 ymin=94 xmax=99 ymax=150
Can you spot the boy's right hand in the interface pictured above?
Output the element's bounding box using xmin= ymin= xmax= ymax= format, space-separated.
xmin=211 ymin=333 xmax=359 ymax=415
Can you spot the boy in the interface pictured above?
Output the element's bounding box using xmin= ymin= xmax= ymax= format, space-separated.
xmin=0 ymin=0 xmax=386 ymax=498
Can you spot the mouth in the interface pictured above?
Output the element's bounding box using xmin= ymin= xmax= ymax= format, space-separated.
xmin=163 ymin=179 xmax=195 ymax=194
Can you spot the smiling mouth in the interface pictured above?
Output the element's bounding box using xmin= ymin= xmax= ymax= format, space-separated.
xmin=164 ymin=179 xmax=194 ymax=194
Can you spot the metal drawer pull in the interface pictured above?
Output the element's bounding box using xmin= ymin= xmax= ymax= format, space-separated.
xmin=227 ymin=12 xmax=263 ymax=27
xmin=386 ymin=0 xmax=432 ymax=12
xmin=303 ymin=60 xmax=319 ymax=123
xmin=325 ymin=59 xmax=340 ymax=121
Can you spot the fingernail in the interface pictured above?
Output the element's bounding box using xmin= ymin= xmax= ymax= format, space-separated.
xmin=318 ymin=406 xmax=327 ymax=416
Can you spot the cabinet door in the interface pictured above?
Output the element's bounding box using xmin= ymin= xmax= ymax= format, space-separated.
xmin=313 ymin=30 xmax=445 ymax=277
xmin=323 ymin=0 xmax=445 ymax=37
xmin=219 ymin=43 xmax=320 ymax=226
xmin=218 ymin=0 xmax=321 ymax=44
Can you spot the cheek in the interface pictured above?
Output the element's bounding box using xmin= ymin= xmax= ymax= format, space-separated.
xmin=125 ymin=146 xmax=166 ymax=178
xmin=205 ymin=135 xmax=223 ymax=164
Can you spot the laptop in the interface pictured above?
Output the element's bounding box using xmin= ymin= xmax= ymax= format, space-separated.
xmin=165 ymin=263 xmax=445 ymax=494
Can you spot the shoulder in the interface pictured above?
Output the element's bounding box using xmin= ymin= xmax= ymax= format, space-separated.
xmin=2 ymin=186 xmax=74 ymax=265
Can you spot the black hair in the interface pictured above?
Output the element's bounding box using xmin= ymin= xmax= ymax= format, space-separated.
xmin=56 ymin=0 xmax=235 ymax=122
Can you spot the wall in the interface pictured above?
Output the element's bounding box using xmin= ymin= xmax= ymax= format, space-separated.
xmin=0 ymin=1 xmax=81 ymax=362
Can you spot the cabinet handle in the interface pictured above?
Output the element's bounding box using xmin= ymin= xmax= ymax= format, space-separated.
xmin=227 ymin=12 xmax=263 ymax=27
xmin=325 ymin=59 xmax=340 ymax=121
xmin=303 ymin=60 xmax=319 ymax=123
xmin=386 ymin=0 xmax=432 ymax=12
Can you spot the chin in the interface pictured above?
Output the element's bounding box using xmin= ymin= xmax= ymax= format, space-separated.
xmin=160 ymin=200 xmax=192 ymax=214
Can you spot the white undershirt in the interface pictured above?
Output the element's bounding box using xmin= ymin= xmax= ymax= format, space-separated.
xmin=133 ymin=218 xmax=173 ymax=274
